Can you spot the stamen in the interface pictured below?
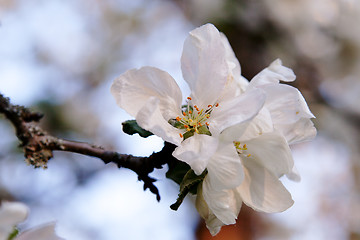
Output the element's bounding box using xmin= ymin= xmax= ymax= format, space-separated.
xmin=179 ymin=133 xmax=183 ymax=138
xmin=174 ymin=97 xmax=216 ymax=137
xmin=215 ymin=103 xmax=219 ymax=107
xmin=247 ymin=154 xmax=251 ymax=157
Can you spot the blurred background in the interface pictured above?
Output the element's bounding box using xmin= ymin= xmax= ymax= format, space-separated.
xmin=0 ymin=0 xmax=359 ymax=239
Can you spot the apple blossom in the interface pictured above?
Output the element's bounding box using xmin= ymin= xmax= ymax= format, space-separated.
xmin=197 ymin=131 xmax=295 ymax=235
xmin=190 ymin=27 xmax=316 ymax=235
xmin=111 ymin=23 xmax=316 ymax=236
xmin=111 ymin=23 xmax=266 ymax=175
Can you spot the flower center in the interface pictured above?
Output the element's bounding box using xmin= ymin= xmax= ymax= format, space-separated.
xmin=171 ymin=97 xmax=219 ymax=139
xmin=234 ymin=141 xmax=252 ymax=158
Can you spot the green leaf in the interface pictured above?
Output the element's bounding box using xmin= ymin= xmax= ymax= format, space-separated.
xmin=122 ymin=120 xmax=153 ymax=138
xmin=170 ymin=169 xmax=207 ymax=211
xmin=166 ymin=160 xmax=191 ymax=185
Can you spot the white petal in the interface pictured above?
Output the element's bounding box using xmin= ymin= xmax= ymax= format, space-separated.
xmin=207 ymin=142 xmax=244 ymax=190
xmin=111 ymin=66 xmax=182 ymax=120
xmin=209 ymin=88 xmax=266 ymax=135
xmin=276 ymin=118 xmax=317 ymax=145
xmin=172 ymin=134 xmax=218 ymax=175
xmin=181 ymin=23 xmax=228 ymax=109
xmin=286 ymin=165 xmax=301 ymax=182
xmin=0 ymin=201 xmax=28 ymax=227
xmin=195 ymin=185 xmax=227 ymax=236
xmin=263 ymin=84 xmax=315 ymax=125
xmin=202 ymin=177 xmax=242 ymax=224
xmin=218 ymin=33 xmax=249 ymax=98
xmin=195 ymin=184 xmax=210 ymax=220
xmin=219 ymin=33 xmax=249 ymax=98
xmin=136 ymin=97 xmax=182 ymax=145
xmin=0 ymin=201 xmax=28 ymax=239
xmin=238 ymin=159 xmax=294 ymax=213
xmin=247 ymin=59 xmax=296 ymax=90
xmin=238 ymin=108 xmax=274 ymax=142
xmin=220 ymin=121 xmax=250 ymax=143
xmin=17 ymin=223 xmax=64 ymax=240
xmin=220 ymin=32 xmax=241 ymax=81
xmin=244 ymin=132 xmax=294 ymax=177
xmin=205 ymin=214 xmax=225 ymax=236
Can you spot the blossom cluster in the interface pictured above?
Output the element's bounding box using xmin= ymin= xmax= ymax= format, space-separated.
xmin=111 ymin=23 xmax=316 ymax=235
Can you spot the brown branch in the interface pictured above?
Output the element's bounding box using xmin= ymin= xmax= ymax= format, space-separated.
xmin=0 ymin=93 xmax=177 ymax=201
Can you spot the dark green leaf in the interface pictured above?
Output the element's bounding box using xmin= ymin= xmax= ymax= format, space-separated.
xmin=166 ymin=160 xmax=191 ymax=185
xmin=122 ymin=120 xmax=153 ymax=138
xmin=170 ymin=169 xmax=207 ymax=211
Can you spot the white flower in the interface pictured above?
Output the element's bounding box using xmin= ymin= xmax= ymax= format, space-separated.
xmin=111 ymin=23 xmax=316 ymax=236
xmin=197 ymin=131 xmax=295 ymax=235
xmin=193 ymin=37 xmax=316 ymax=234
xmin=246 ymin=59 xmax=317 ymax=145
xmin=223 ymin=59 xmax=317 ymax=181
xmin=224 ymin=59 xmax=316 ymax=146
xmin=111 ymin=23 xmax=266 ymax=175
xmin=0 ymin=201 xmax=63 ymax=240
xmin=0 ymin=201 xmax=28 ymax=240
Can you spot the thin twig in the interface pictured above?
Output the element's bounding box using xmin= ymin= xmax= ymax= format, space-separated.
xmin=0 ymin=93 xmax=176 ymax=201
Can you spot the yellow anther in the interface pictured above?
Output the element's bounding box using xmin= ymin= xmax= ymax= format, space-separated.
xmin=296 ymin=111 xmax=299 ymax=115
xmin=206 ymin=114 xmax=210 ymax=118
xmin=176 ymin=116 xmax=181 ymax=121
xmin=186 ymin=128 xmax=191 ymax=132
xmin=182 ymin=112 xmax=187 ymax=116
xmin=179 ymin=133 xmax=183 ymax=138
xmin=189 ymin=119 xmax=193 ymax=123
xmin=243 ymin=144 xmax=247 ymax=148
xmin=189 ymin=110 xmax=192 ymax=114
xmin=247 ymin=154 xmax=251 ymax=157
